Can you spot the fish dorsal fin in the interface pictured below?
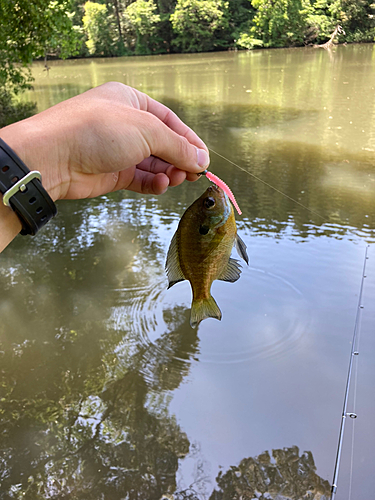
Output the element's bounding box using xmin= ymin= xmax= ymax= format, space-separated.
xmin=218 ymin=258 xmax=242 ymax=283
xmin=235 ymin=234 xmax=249 ymax=265
xmin=165 ymin=231 xmax=185 ymax=289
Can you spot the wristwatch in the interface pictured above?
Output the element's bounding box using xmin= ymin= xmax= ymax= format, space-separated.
xmin=0 ymin=138 xmax=57 ymax=235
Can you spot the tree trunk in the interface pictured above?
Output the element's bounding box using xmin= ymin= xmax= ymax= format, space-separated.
xmin=113 ymin=0 xmax=123 ymax=41
xmin=318 ymin=25 xmax=345 ymax=50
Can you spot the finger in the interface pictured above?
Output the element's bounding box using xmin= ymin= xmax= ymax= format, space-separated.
xmin=140 ymin=92 xmax=208 ymax=151
xmin=136 ymin=157 xmax=186 ymax=187
xmin=186 ymin=171 xmax=204 ymax=182
xmin=86 ymin=83 xmax=209 ymax=154
xmin=126 ymin=169 xmax=170 ymax=195
xmin=141 ymin=113 xmax=210 ymax=174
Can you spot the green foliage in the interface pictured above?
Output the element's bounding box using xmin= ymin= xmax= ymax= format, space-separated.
xmin=0 ymin=0 xmax=81 ymax=92
xmin=83 ymin=1 xmax=115 ymax=55
xmin=170 ymin=0 xmax=230 ymax=52
xmin=123 ymin=0 xmax=161 ymax=54
xmin=303 ymin=0 xmax=375 ymax=44
xmin=250 ymin=0 xmax=311 ymax=47
xmin=0 ymin=0 xmax=375 ymax=100
xmin=338 ymin=0 xmax=375 ymax=41
xmin=0 ymin=89 xmax=36 ymax=128
xmin=236 ymin=33 xmax=264 ymax=49
xmin=228 ymin=0 xmax=256 ymax=41
xmin=45 ymin=1 xmax=83 ymax=58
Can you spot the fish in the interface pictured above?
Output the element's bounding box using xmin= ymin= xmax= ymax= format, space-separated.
xmin=165 ymin=185 xmax=249 ymax=328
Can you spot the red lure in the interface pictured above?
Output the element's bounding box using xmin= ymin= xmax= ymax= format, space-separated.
xmin=203 ymin=171 xmax=242 ymax=215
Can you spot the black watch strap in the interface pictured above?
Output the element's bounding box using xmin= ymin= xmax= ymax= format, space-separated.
xmin=0 ymin=138 xmax=57 ymax=235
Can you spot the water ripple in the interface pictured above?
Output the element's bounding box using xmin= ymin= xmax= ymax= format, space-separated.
xmin=195 ymin=266 xmax=311 ymax=364
xmin=108 ymin=264 xmax=311 ymax=369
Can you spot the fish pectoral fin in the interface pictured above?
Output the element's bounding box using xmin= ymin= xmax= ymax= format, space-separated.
xmin=165 ymin=231 xmax=186 ymax=289
xmin=190 ymin=296 xmax=222 ymax=328
xmin=235 ymin=234 xmax=249 ymax=265
xmin=218 ymin=258 xmax=242 ymax=283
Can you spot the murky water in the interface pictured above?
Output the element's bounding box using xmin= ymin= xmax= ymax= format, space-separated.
xmin=2 ymin=45 xmax=375 ymax=499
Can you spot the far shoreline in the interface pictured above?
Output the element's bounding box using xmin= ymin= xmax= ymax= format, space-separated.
xmin=34 ymin=40 xmax=375 ymax=66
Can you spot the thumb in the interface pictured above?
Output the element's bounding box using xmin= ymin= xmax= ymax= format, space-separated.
xmin=142 ymin=113 xmax=210 ymax=174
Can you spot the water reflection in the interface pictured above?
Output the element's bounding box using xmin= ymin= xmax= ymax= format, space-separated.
xmin=0 ymin=193 xmax=329 ymax=499
xmin=208 ymin=446 xmax=331 ymax=500
xmin=23 ymin=45 xmax=375 ymax=238
xmin=160 ymin=98 xmax=375 ymax=237
xmin=0 ymin=328 xmax=191 ymax=499
xmin=4 ymin=45 xmax=375 ymax=499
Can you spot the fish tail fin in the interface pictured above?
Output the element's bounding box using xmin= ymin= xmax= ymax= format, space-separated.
xmin=190 ymin=296 xmax=222 ymax=329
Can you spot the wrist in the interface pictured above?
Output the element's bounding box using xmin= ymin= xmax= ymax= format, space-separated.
xmin=0 ymin=117 xmax=69 ymax=202
xmin=0 ymin=131 xmax=58 ymax=237
xmin=0 ymin=200 xmax=22 ymax=252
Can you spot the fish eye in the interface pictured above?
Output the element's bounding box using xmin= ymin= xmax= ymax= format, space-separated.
xmin=204 ymin=197 xmax=216 ymax=209
xmin=199 ymin=225 xmax=210 ymax=235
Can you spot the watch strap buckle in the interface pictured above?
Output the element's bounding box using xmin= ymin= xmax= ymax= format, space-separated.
xmin=2 ymin=171 xmax=42 ymax=207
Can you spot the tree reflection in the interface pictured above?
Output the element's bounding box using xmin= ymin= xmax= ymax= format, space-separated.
xmin=0 ymin=207 xmax=200 ymax=500
xmin=160 ymin=96 xmax=375 ymax=240
xmin=1 ymin=214 xmax=332 ymax=500
xmin=0 ymin=303 xmax=197 ymax=499
xmin=209 ymin=446 xmax=331 ymax=500
xmin=0 ymin=147 xmax=339 ymax=499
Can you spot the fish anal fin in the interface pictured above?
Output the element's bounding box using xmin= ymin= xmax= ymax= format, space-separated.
xmin=190 ymin=296 xmax=222 ymax=328
xmin=235 ymin=234 xmax=249 ymax=265
xmin=218 ymin=257 xmax=242 ymax=283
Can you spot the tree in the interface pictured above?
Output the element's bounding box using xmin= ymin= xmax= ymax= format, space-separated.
xmin=304 ymin=0 xmax=336 ymax=43
xmin=123 ymin=0 xmax=161 ymax=54
xmin=82 ymin=1 xmax=116 ymax=55
xmin=250 ymin=0 xmax=311 ymax=47
xmin=170 ymin=0 xmax=230 ymax=53
xmin=330 ymin=0 xmax=374 ymax=42
xmin=0 ymin=0 xmax=81 ymax=92
xmin=228 ymin=0 xmax=256 ymax=43
xmin=0 ymin=0 xmax=82 ymax=126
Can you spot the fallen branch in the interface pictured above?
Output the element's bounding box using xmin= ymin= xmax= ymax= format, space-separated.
xmin=316 ymin=24 xmax=345 ymax=50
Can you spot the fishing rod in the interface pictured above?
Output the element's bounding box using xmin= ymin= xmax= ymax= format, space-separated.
xmin=207 ymin=147 xmax=370 ymax=498
xmin=330 ymin=244 xmax=369 ymax=500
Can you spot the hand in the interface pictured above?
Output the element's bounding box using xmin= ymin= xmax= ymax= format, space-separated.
xmin=0 ymin=82 xmax=210 ymax=201
xmin=0 ymin=82 xmax=210 ymax=252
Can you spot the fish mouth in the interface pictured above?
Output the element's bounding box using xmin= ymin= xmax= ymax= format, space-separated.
xmin=207 ymin=184 xmax=229 ymax=204
xmin=207 ymin=185 xmax=220 ymax=194
xmin=203 ymin=185 xmax=231 ymax=225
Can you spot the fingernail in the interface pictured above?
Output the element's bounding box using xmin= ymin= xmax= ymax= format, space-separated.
xmin=196 ymin=148 xmax=210 ymax=168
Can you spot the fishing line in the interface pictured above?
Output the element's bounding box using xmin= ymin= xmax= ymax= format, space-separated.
xmin=347 ymin=269 xmax=364 ymax=500
xmin=207 ymin=147 xmax=369 ymax=498
xmin=348 ymin=335 xmax=360 ymax=500
xmin=208 ymin=147 xmax=330 ymax=224
xmin=330 ymin=244 xmax=369 ymax=500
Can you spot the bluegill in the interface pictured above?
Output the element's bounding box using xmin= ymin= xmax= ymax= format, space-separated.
xmin=165 ymin=185 xmax=248 ymax=328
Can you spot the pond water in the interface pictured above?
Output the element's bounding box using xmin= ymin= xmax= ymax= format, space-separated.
xmin=1 ymin=45 xmax=375 ymax=499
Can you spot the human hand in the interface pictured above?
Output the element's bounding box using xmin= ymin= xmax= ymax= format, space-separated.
xmin=0 ymin=82 xmax=210 ymax=201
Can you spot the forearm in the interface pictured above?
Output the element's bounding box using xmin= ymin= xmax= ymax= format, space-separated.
xmin=0 ymin=201 xmax=22 ymax=252
xmin=0 ymin=121 xmax=64 ymax=252
xmin=1 ymin=118 xmax=67 ymax=202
